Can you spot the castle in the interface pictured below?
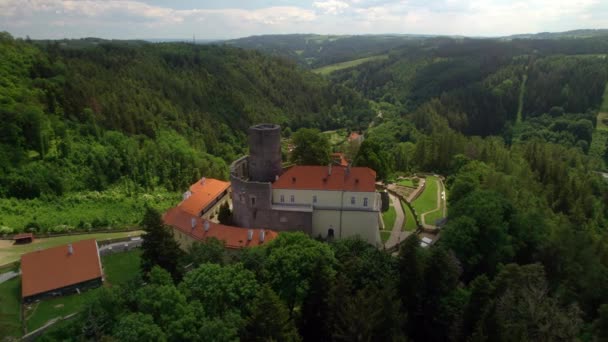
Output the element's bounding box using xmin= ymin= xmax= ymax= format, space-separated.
xmin=230 ymin=124 xmax=381 ymax=245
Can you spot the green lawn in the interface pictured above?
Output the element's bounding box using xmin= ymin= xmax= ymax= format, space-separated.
xmin=102 ymin=249 xmax=142 ymax=286
xmin=380 ymin=231 xmax=391 ymax=243
xmin=0 ymin=231 xmax=143 ymax=266
xmin=313 ymin=55 xmax=389 ymax=75
xmin=25 ymin=287 xmax=97 ymax=331
xmin=401 ymin=200 xmax=418 ymax=232
xmin=412 ymin=176 xmax=439 ymax=216
xmin=382 ymin=205 xmax=397 ymax=231
xmin=25 ymin=249 xmax=142 ymax=331
xmin=397 ymin=179 xmax=415 ymax=187
xmin=0 ymin=277 xmax=21 ymax=339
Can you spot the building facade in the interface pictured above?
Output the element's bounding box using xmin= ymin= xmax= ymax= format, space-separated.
xmin=231 ymin=124 xmax=381 ymax=245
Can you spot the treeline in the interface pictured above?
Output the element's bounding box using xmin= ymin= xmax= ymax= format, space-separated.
xmin=0 ymin=33 xmax=373 ymax=199
xmin=331 ymin=37 xmax=608 ymax=137
xmin=226 ymin=34 xmax=419 ymax=68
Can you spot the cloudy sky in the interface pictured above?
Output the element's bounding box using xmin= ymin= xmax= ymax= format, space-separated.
xmin=1 ymin=0 xmax=607 ymax=40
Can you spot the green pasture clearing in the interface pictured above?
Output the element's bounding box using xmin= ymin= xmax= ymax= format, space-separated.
xmin=0 ymin=277 xmax=21 ymax=339
xmin=313 ymin=55 xmax=389 ymax=75
xmin=25 ymin=249 xmax=142 ymax=332
xmin=401 ymin=200 xmax=418 ymax=232
xmin=412 ymin=176 xmax=439 ymax=216
xmin=0 ymin=231 xmax=143 ymax=266
xmin=0 ymin=189 xmax=179 ymax=233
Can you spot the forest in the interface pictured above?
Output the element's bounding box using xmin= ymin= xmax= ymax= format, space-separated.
xmin=0 ymin=32 xmax=373 ymax=233
xmin=2 ymin=30 xmax=608 ymax=341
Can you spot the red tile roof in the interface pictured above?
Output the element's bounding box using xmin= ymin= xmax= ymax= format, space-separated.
xmin=163 ymin=207 xmax=277 ymax=250
xmin=348 ymin=132 xmax=362 ymax=142
xmin=21 ymin=239 xmax=103 ymax=298
xmin=330 ymin=152 xmax=349 ymax=167
xmin=273 ymin=165 xmax=376 ymax=192
xmin=179 ymin=178 xmax=230 ymax=216
xmin=13 ymin=233 xmax=33 ymax=240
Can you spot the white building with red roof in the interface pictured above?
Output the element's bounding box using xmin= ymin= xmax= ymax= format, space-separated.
xmin=230 ymin=124 xmax=381 ymax=246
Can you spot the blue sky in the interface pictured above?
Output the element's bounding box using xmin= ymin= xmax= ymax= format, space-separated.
xmin=1 ymin=0 xmax=606 ymax=40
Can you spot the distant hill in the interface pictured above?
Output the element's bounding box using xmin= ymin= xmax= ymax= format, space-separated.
xmin=225 ymin=34 xmax=430 ymax=68
xmin=503 ymin=29 xmax=608 ymax=40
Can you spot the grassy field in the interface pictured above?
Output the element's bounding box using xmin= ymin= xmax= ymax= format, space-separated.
xmin=25 ymin=249 xmax=142 ymax=332
xmin=0 ymin=277 xmax=21 ymax=339
xmin=102 ymin=249 xmax=142 ymax=286
xmin=401 ymin=200 xmax=418 ymax=232
xmin=0 ymin=189 xmax=179 ymax=233
xmin=412 ymin=176 xmax=439 ymax=216
xmin=313 ymin=55 xmax=389 ymax=75
xmin=0 ymin=231 xmax=143 ymax=266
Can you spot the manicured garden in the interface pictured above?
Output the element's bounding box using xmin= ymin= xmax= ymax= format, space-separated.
xmin=412 ymin=176 xmax=439 ymax=215
xmin=397 ymin=179 xmax=415 ymax=187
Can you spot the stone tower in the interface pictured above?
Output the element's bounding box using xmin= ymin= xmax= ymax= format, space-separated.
xmin=247 ymin=124 xmax=282 ymax=182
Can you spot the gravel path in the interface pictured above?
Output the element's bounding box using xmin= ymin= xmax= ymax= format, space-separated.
xmin=385 ymin=194 xmax=412 ymax=249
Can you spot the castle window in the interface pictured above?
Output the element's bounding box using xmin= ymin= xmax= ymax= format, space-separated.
xmin=350 ymin=196 xmax=355 ymax=205
xmin=290 ymin=195 xmax=295 ymax=203
xmin=250 ymin=196 xmax=256 ymax=207
xmin=313 ymin=195 xmax=317 ymax=203
xmin=280 ymin=195 xmax=285 ymax=203
xmin=363 ymin=197 xmax=368 ymax=207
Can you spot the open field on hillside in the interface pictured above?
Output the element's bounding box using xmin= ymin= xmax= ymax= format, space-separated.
xmin=313 ymin=55 xmax=389 ymax=75
xmin=0 ymin=231 xmax=143 ymax=266
xmin=397 ymin=179 xmax=415 ymax=188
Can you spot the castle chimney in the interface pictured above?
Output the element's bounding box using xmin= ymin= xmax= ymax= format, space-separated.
xmin=200 ymin=177 xmax=206 ymax=185
xmin=259 ymin=229 xmax=265 ymax=242
xmin=204 ymin=220 xmax=210 ymax=232
xmin=247 ymin=229 xmax=253 ymax=241
xmin=68 ymin=243 xmax=73 ymax=255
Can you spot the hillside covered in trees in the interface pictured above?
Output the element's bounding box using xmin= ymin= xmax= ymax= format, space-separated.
xmin=2 ymin=30 xmax=608 ymax=341
xmin=0 ymin=32 xmax=375 ymax=231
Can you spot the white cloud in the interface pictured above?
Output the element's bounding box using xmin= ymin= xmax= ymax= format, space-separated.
xmin=313 ymin=0 xmax=350 ymax=15
xmin=0 ymin=0 xmax=605 ymax=39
